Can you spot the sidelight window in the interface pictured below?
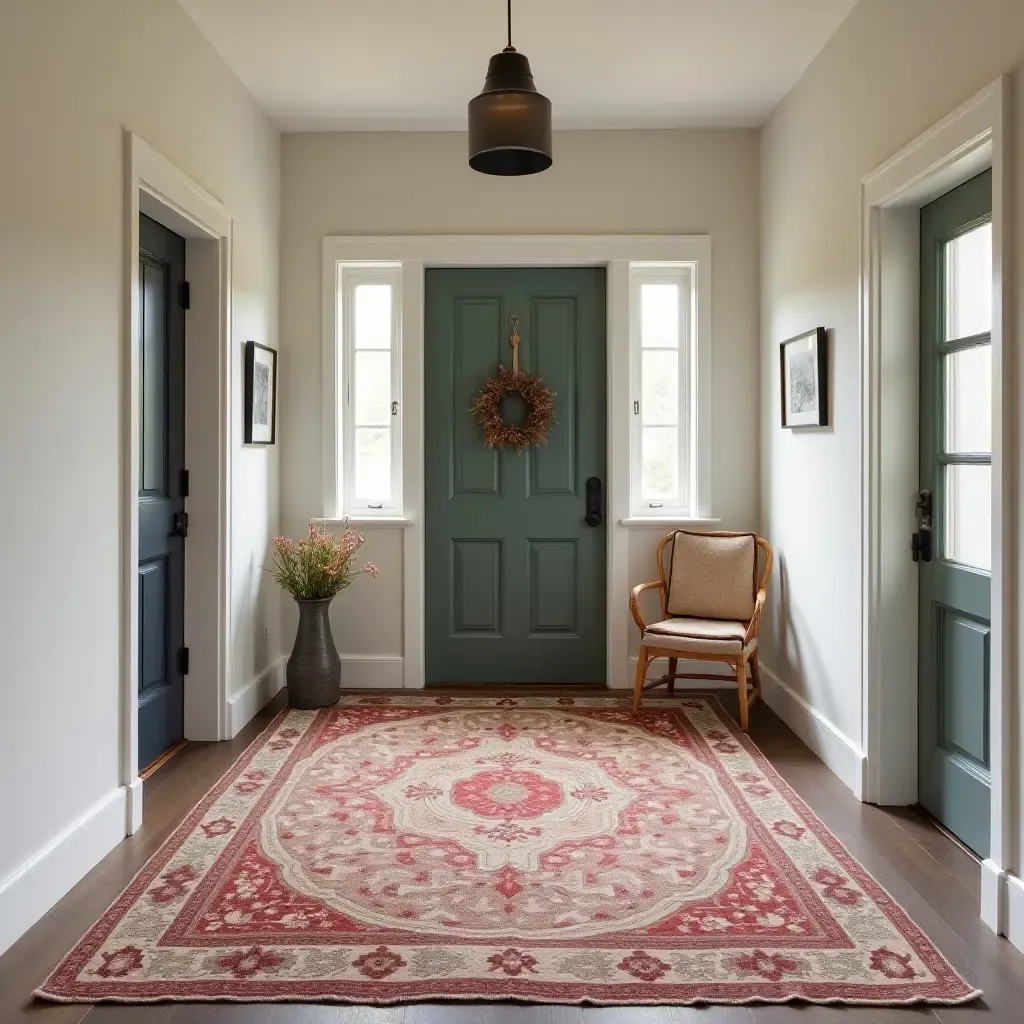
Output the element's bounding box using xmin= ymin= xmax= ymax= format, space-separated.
xmin=339 ymin=265 xmax=402 ymax=515
xmin=629 ymin=265 xmax=696 ymax=517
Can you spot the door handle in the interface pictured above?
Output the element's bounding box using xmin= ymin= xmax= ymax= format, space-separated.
xmin=911 ymin=489 xmax=931 ymax=563
xmin=585 ymin=477 xmax=603 ymax=528
xmin=171 ymin=510 xmax=189 ymax=539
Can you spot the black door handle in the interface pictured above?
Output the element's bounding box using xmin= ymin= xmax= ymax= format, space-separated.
xmin=172 ymin=510 xmax=189 ymax=539
xmin=911 ymin=488 xmax=931 ymax=563
xmin=585 ymin=477 xmax=603 ymax=527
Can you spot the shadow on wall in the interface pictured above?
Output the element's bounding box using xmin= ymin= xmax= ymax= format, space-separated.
xmin=768 ymin=555 xmax=847 ymax=733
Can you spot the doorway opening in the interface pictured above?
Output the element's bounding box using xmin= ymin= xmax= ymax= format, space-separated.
xmin=860 ymin=77 xmax=1011 ymax=933
xmin=122 ymin=133 xmax=233 ymax=832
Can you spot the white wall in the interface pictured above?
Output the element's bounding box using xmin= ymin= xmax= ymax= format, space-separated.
xmin=279 ymin=129 xmax=761 ymax=671
xmin=0 ymin=0 xmax=281 ymax=952
xmin=759 ymin=2 xmax=1024 ymax=799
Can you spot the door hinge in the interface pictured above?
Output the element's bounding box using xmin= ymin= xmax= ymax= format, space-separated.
xmin=178 ymin=646 xmax=190 ymax=676
xmin=179 ymin=469 xmax=190 ymax=498
xmin=179 ymin=281 xmax=191 ymax=310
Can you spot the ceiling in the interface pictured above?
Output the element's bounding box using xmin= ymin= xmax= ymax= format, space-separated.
xmin=179 ymin=0 xmax=858 ymax=131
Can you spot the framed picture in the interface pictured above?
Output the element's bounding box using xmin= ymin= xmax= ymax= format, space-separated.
xmin=780 ymin=328 xmax=828 ymax=428
xmin=244 ymin=341 xmax=277 ymax=444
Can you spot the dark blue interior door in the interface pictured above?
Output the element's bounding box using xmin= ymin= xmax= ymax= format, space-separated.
xmin=137 ymin=214 xmax=186 ymax=770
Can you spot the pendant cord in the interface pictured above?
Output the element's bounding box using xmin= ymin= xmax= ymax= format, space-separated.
xmin=504 ymin=0 xmax=515 ymax=52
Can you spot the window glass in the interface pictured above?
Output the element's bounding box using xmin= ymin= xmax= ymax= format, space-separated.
xmin=640 ymin=283 xmax=679 ymax=348
xmin=944 ymin=463 xmax=991 ymax=571
xmin=945 ymin=223 xmax=992 ymax=341
xmin=943 ymin=345 xmax=991 ymax=454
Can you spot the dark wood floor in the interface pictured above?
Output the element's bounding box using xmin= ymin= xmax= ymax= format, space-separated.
xmin=3 ymin=687 xmax=1023 ymax=1023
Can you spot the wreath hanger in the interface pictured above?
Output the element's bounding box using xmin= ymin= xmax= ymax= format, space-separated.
xmin=470 ymin=314 xmax=557 ymax=454
xmin=509 ymin=313 xmax=521 ymax=373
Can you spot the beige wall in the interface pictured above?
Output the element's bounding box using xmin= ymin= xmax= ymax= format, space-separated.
xmin=760 ymin=0 xmax=1024 ymax=793
xmin=0 ymin=0 xmax=280 ymax=940
xmin=279 ymin=129 xmax=761 ymax=662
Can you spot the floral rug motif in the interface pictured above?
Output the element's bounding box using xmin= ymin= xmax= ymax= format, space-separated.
xmin=37 ymin=696 xmax=979 ymax=1006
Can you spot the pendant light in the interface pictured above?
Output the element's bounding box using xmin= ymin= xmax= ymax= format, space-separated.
xmin=468 ymin=0 xmax=553 ymax=176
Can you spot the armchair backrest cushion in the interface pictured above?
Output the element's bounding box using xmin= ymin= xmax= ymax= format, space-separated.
xmin=665 ymin=531 xmax=757 ymax=621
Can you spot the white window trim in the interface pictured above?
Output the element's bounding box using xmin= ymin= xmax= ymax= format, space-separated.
xmin=321 ymin=235 xmax=711 ymax=695
xmin=629 ymin=263 xmax=698 ymax=518
xmin=334 ymin=263 xmax=403 ymax=517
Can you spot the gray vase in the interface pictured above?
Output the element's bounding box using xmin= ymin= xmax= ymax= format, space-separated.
xmin=286 ymin=598 xmax=342 ymax=709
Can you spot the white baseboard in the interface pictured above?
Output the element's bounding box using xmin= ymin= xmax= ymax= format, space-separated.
xmin=341 ymin=654 xmax=405 ymax=688
xmin=1005 ymin=873 xmax=1024 ymax=952
xmin=981 ymin=858 xmax=1008 ymax=934
xmin=126 ymin=776 xmax=144 ymax=835
xmin=760 ymin=664 xmax=867 ymax=800
xmin=227 ymin=655 xmax=287 ymax=738
xmin=614 ymin=655 xmax=741 ymax=691
xmin=0 ymin=786 xmax=127 ymax=957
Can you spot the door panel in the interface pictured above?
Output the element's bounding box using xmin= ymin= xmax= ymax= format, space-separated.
xmin=918 ymin=170 xmax=992 ymax=856
xmin=425 ymin=268 xmax=606 ymax=684
xmin=137 ymin=214 xmax=186 ymax=770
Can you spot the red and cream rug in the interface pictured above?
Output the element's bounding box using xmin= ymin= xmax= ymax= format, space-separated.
xmin=38 ymin=695 xmax=979 ymax=1006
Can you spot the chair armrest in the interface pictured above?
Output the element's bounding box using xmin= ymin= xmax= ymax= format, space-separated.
xmin=744 ymin=588 xmax=768 ymax=645
xmin=630 ymin=581 xmax=665 ymax=633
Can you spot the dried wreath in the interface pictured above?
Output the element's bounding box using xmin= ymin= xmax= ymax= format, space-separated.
xmin=470 ymin=365 xmax=557 ymax=454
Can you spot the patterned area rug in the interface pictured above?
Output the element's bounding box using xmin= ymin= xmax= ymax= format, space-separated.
xmin=38 ymin=696 xmax=979 ymax=1006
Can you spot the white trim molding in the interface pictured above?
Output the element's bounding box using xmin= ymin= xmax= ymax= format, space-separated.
xmin=322 ymin=235 xmax=713 ymax=692
xmin=1007 ymin=873 xmax=1024 ymax=952
xmin=859 ymin=78 xmax=1014 ymax=933
xmin=0 ymin=787 xmax=127 ymax=957
xmin=124 ymin=133 xmax=234 ymax=829
xmin=761 ymin=664 xmax=868 ymax=800
xmin=227 ymin=657 xmax=287 ymax=738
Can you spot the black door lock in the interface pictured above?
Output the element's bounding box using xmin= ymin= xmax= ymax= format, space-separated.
xmin=585 ymin=477 xmax=603 ymax=528
xmin=172 ymin=510 xmax=189 ymax=539
xmin=911 ymin=489 xmax=932 ymax=563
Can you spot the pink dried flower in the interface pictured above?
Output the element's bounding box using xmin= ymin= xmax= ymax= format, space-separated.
xmin=263 ymin=521 xmax=380 ymax=600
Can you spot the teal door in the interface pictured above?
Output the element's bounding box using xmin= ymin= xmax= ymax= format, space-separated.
xmin=918 ymin=170 xmax=993 ymax=855
xmin=425 ymin=268 xmax=606 ymax=684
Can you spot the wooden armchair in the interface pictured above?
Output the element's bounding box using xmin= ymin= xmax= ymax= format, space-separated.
xmin=630 ymin=530 xmax=773 ymax=730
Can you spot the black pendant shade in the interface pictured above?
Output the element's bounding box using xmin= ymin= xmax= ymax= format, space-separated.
xmin=468 ymin=7 xmax=552 ymax=176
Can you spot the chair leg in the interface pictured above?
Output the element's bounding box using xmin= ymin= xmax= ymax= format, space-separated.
xmin=736 ymin=657 xmax=749 ymax=731
xmin=633 ymin=648 xmax=650 ymax=714
xmin=750 ymin=650 xmax=762 ymax=697
xmin=667 ymin=656 xmax=677 ymax=693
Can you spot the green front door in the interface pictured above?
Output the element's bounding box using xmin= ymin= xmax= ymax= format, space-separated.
xmin=425 ymin=268 xmax=606 ymax=684
xmin=918 ymin=170 xmax=993 ymax=856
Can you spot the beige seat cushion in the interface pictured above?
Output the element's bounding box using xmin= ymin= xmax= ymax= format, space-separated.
xmin=642 ymin=617 xmax=756 ymax=655
xmin=666 ymin=531 xmax=756 ymax=621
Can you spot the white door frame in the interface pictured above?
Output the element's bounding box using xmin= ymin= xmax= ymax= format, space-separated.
xmin=122 ymin=133 xmax=233 ymax=831
xmin=321 ymin=235 xmax=713 ymax=693
xmin=859 ymin=78 xmax=1014 ymax=932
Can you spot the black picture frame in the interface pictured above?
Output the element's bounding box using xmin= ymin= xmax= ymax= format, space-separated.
xmin=780 ymin=327 xmax=828 ymax=428
xmin=244 ymin=340 xmax=277 ymax=445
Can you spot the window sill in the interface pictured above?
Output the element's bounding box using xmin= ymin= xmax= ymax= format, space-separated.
xmin=313 ymin=516 xmax=413 ymax=529
xmin=620 ymin=516 xmax=722 ymax=528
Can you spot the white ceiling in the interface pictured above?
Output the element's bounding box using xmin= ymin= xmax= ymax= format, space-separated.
xmin=179 ymin=0 xmax=857 ymax=131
